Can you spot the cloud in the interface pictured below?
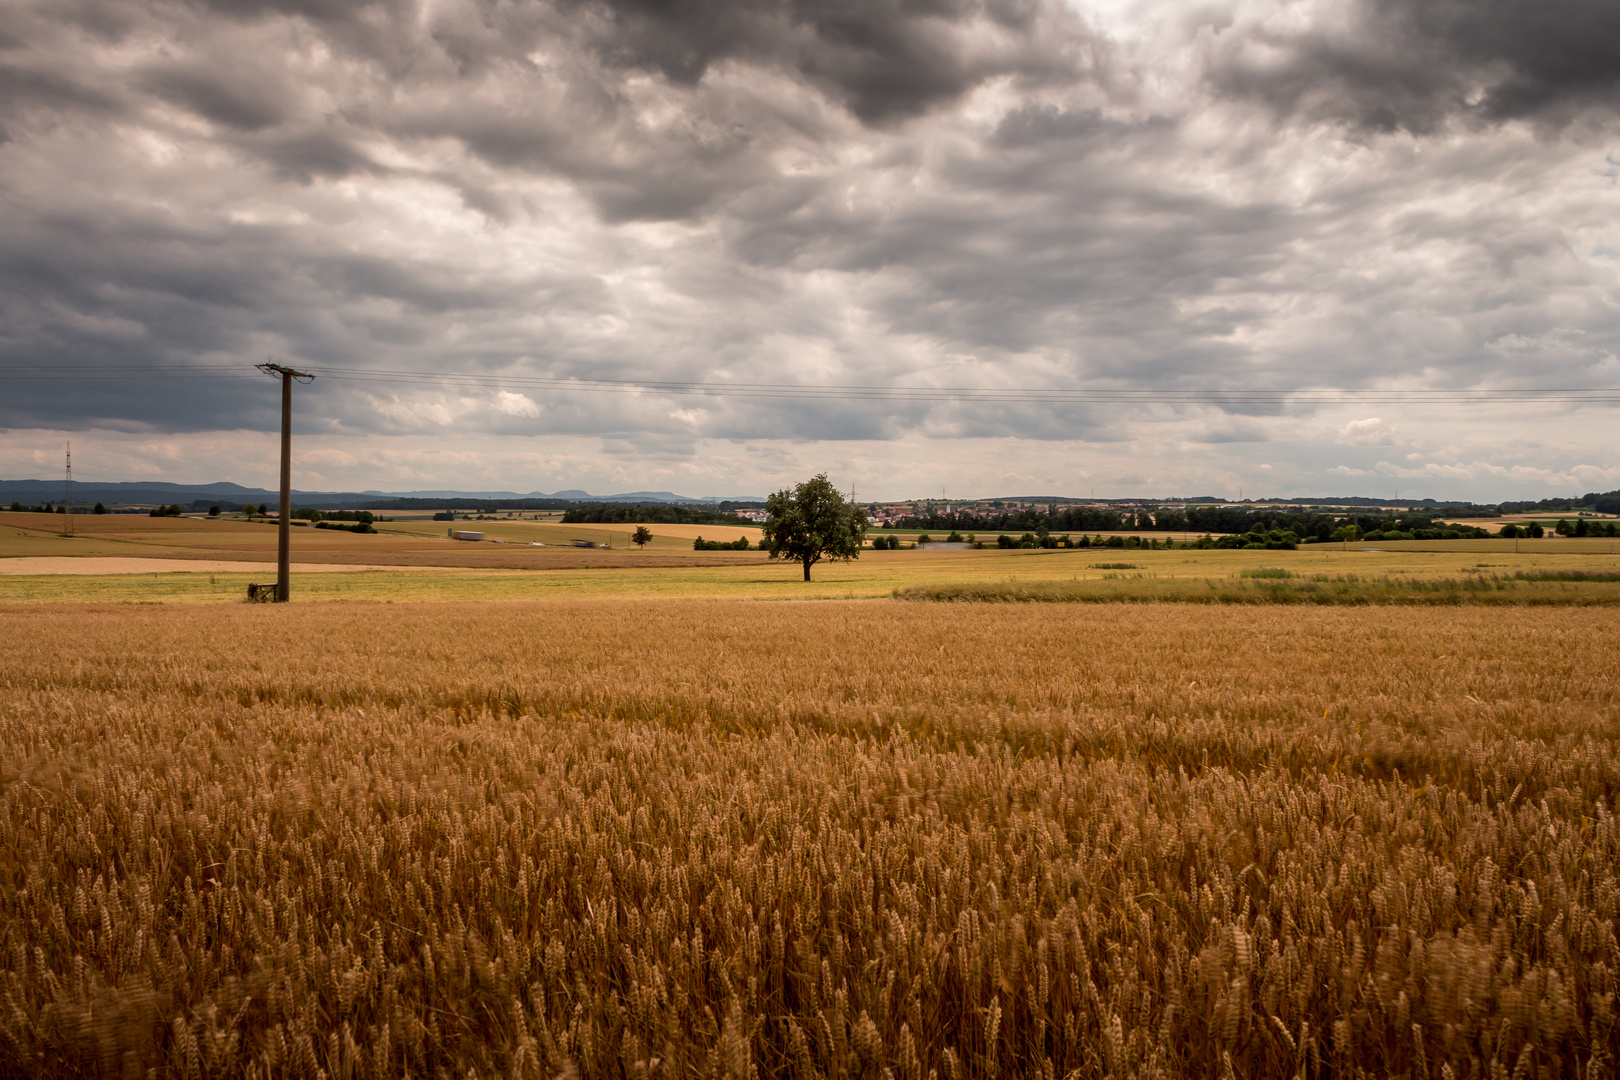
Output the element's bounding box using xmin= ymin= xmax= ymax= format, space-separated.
xmin=1 ymin=0 xmax=1618 ymax=500
xmin=560 ymin=0 xmax=1101 ymax=126
xmin=493 ymin=391 xmax=541 ymax=418
xmin=1338 ymin=417 xmax=1396 ymax=446
xmin=1365 ymin=457 xmax=1620 ymax=489
xmin=1198 ymin=425 xmax=1270 ymax=444
xmin=1201 ymin=0 xmax=1620 ymax=133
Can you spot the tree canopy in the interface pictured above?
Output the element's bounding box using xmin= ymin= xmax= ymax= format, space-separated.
xmin=762 ymin=474 xmax=867 ymax=581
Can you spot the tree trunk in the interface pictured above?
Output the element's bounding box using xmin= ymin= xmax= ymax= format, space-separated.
xmin=803 ymin=558 xmax=812 ymax=581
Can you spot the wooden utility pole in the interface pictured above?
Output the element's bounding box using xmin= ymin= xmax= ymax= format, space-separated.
xmin=62 ymin=442 xmax=74 ymax=537
xmin=257 ymin=362 xmax=315 ymax=602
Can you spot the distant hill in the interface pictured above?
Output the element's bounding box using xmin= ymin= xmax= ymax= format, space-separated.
xmin=0 ymin=478 xmax=763 ymax=509
xmin=3 ymin=479 xmax=315 ymax=507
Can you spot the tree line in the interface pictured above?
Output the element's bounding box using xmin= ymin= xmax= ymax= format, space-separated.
xmin=367 ymin=497 xmax=578 ymax=511
xmin=562 ymin=504 xmax=750 ymax=526
xmin=1499 ymin=489 xmax=1620 ymax=515
xmin=889 ymin=504 xmax=1510 ymax=540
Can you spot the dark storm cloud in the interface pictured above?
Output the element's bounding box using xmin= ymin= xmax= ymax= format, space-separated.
xmin=0 ymin=15 xmax=127 ymax=129
xmin=188 ymin=0 xmax=406 ymax=18
xmin=141 ymin=64 xmax=289 ymax=131
xmin=1206 ymin=0 xmax=1620 ymax=132
xmin=719 ymin=101 xmax=1291 ymax=384
xmin=251 ymin=129 xmax=380 ymax=182
xmin=1 ymin=0 xmax=1617 ymax=469
xmin=162 ymin=0 xmax=1096 ymax=122
xmin=560 ymin=0 xmax=1096 ymax=125
xmin=0 ymin=185 xmax=617 ymax=432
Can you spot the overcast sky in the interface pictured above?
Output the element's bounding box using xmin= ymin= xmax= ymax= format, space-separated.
xmin=2 ymin=0 xmax=1618 ymax=500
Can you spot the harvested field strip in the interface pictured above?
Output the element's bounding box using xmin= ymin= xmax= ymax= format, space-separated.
xmin=2 ymin=602 xmax=1618 ymax=1077
xmin=896 ymin=575 xmax=1620 ymax=605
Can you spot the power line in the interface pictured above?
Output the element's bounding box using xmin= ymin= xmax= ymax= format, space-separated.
xmin=3 ymin=362 xmax=1620 ymax=403
xmin=0 ymin=364 xmax=255 ymax=378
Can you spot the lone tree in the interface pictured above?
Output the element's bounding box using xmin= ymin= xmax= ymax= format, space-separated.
xmin=631 ymin=525 xmax=653 ymax=549
xmin=763 ymin=473 xmax=867 ymax=581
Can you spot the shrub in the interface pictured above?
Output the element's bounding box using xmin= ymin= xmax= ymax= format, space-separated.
xmin=692 ymin=536 xmax=751 ymax=551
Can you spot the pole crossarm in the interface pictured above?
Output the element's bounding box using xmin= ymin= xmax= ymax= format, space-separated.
xmin=258 ymin=362 xmax=315 ymax=602
xmin=257 ymin=362 xmax=316 ymax=383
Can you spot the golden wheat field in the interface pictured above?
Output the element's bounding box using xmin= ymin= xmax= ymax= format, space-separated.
xmin=2 ymin=599 xmax=1618 ymax=1078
